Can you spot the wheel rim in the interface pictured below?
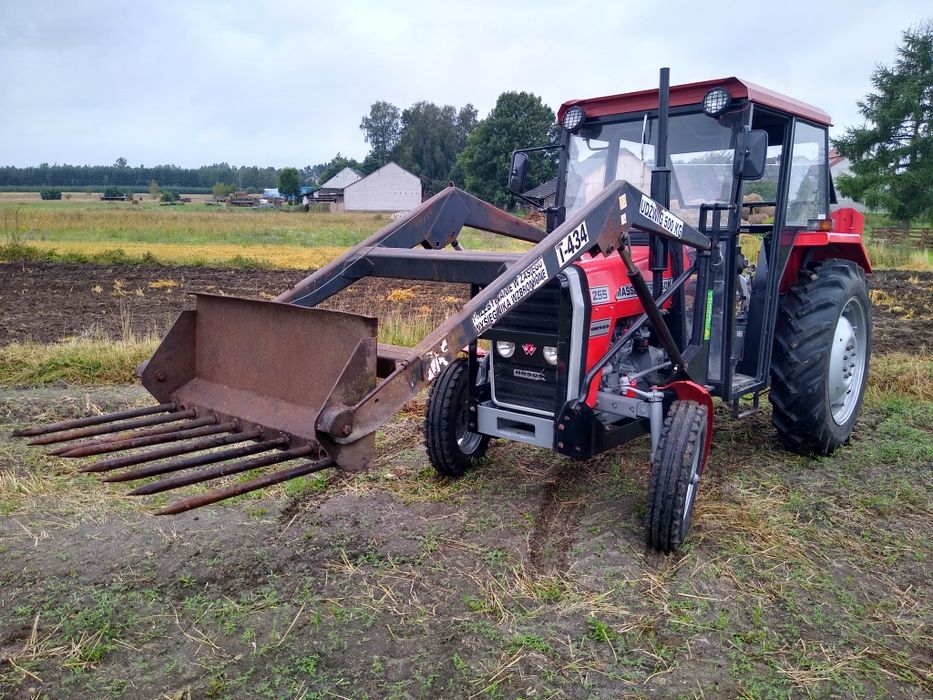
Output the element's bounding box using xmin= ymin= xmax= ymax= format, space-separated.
xmin=456 ymin=391 xmax=483 ymax=455
xmin=679 ymin=426 xmax=706 ymax=542
xmin=828 ymin=296 xmax=868 ymax=425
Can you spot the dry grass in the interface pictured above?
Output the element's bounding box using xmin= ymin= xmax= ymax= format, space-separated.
xmin=11 ymin=239 xmax=348 ymax=270
xmin=0 ymin=335 xmax=157 ymax=385
xmin=868 ymin=352 xmax=933 ymax=400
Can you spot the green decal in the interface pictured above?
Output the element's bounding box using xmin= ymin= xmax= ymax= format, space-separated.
xmin=703 ymin=289 xmax=714 ymax=341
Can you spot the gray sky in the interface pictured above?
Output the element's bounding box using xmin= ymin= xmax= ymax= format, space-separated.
xmin=0 ymin=0 xmax=927 ymax=168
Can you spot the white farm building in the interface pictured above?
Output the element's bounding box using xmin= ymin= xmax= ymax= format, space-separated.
xmin=343 ymin=163 xmax=421 ymax=212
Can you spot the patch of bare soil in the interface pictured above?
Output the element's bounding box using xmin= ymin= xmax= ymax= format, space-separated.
xmin=2 ymin=262 xmax=930 ymax=356
xmin=0 ymin=262 xmax=466 ymax=344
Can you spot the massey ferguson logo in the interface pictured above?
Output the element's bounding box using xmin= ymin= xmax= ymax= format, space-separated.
xmin=513 ymin=368 xmax=546 ymax=382
xmin=522 ymin=343 xmax=537 ymax=356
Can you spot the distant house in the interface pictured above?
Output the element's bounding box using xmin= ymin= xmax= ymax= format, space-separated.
xmin=313 ymin=167 xmax=363 ymax=206
xmin=829 ymin=149 xmax=865 ymax=213
xmin=522 ymin=177 xmax=558 ymax=208
xmin=343 ymin=163 xmax=422 ymax=213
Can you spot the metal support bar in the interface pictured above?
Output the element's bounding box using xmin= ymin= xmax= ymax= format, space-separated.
xmin=57 ymin=421 xmax=238 ymax=458
xmin=28 ymin=409 xmax=197 ymax=445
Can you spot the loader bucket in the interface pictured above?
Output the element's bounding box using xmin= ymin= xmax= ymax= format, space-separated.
xmin=14 ymin=294 xmax=378 ymax=514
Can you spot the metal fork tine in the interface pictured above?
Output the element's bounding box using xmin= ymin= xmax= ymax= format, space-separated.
xmin=13 ymin=402 xmax=177 ymax=437
xmin=85 ymin=429 xmax=263 ymax=474
xmin=28 ymin=409 xmax=197 ymax=445
xmin=155 ymin=458 xmax=336 ymax=515
xmin=57 ymin=421 xmax=239 ymax=459
xmin=103 ymin=436 xmax=287 ymax=483
xmin=129 ymin=445 xmax=315 ymax=496
xmin=47 ymin=416 xmax=218 ymax=457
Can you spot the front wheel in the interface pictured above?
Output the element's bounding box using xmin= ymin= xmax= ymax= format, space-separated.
xmin=424 ymin=358 xmax=489 ymax=477
xmin=645 ymin=400 xmax=709 ymax=553
xmin=770 ymin=259 xmax=871 ymax=455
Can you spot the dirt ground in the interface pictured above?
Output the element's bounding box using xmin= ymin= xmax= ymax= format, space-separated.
xmin=1 ymin=262 xmax=930 ymax=355
xmin=0 ymin=262 xmax=467 ymax=346
xmin=0 ymin=262 xmax=930 ymax=698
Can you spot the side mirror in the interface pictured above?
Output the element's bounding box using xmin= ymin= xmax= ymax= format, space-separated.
xmin=734 ymin=128 xmax=768 ymax=181
xmin=508 ymin=152 xmax=529 ymax=194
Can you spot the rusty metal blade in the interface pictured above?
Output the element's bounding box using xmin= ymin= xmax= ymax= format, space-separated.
xmin=155 ymin=458 xmax=335 ymax=515
xmin=103 ymin=436 xmax=287 ymax=483
xmin=57 ymin=421 xmax=239 ymax=458
xmin=47 ymin=416 xmax=218 ymax=457
xmin=12 ymin=402 xmax=177 ymax=437
xmin=85 ymin=429 xmax=263 ymax=474
xmin=129 ymin=445 xmax=315 ymax=496
xmin=28 ymin=409 xmax=197 ymax=446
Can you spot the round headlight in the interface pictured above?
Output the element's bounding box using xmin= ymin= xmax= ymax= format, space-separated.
xmin=496 ymin=341 xmax=515 ymax=358
xmin=562 ymin=105 xmax=585 ymax=132
xmin=543 ymin=345 xmax=558 ymax=366
xmin=702 ymin=87 xmax=732 ymax=118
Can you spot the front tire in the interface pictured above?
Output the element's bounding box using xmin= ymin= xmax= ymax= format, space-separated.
xmin=770 ymin=259 xmax=871 ymax=455
xmin=424 ymin=358 xmax=489 ymax=477
xmin=645 ymin=400 xmax=709 ymax=553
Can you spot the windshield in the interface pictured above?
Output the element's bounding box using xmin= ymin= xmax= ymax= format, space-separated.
xmin=563 ymin=111 xmax=737 ymax=226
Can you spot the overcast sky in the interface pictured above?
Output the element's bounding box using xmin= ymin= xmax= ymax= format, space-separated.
xmin=0 ymin=0 xmax=927 ymax=169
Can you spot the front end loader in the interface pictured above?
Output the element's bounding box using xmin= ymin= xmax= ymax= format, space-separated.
xmin=15 ymin=70 xmax=872 ymax=552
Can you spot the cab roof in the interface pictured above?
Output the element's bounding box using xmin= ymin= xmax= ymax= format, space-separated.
xmin=558 ymin=77 xmax=831 ymax=127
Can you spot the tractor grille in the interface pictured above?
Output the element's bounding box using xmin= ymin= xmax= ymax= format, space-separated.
xmin=486 ymin=280 xmax=570 ymax=415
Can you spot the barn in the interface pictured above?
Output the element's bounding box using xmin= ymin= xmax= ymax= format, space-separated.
xmin=343 ymin=162 xmax=421 ymax=212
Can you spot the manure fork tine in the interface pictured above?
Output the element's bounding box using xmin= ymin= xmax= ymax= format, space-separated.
xmin=128 ymin=445 xmax=318 ymax=496
xmin=28 ymin=409 xmax=197 ymax=445
xmin=85 ymin=429 xmax=264 ymax=474
xmin=156 ymin=458 xmax=336 ymax=515
xmin=58 ymin=421 xmax=239 ymax=458
xmin=46 ymin=416 xmax=218 ymax=457
xmin=103 ymin=436 xmax=288 ymax=483
xmin=12 ymin=402 xmax=177 ymax=437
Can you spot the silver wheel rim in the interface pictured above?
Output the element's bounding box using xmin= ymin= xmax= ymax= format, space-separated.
xmin=456 ymin=399 xmax=483 ymax=454
xmin=829 ymin=296 xmax=868 ymax=425
xmin=679 ymin=426 xmax=705 ymax=541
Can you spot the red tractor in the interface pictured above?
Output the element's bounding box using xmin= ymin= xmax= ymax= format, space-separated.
xmin=16 ymin=71 xmax=871 ymax=552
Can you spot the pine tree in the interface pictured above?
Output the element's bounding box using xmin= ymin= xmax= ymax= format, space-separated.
xmin=833 ymin=22 xmax=933 ymax=231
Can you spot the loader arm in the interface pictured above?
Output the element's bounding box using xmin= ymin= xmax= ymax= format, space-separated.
xmin=322 ymin=180 xmax=710 ymax=444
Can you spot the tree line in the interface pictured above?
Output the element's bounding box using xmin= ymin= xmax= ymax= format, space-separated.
xmin=0 ymin=160 xmax=281 ymax=193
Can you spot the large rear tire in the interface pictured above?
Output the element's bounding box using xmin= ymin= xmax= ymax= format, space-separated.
xmin=424 ymin=358 xmax=489 ymax=477
xmin=645 ymin=400 xmax=708 ymax=553
xmin=770 ymin=259 xmax=871 ymax=455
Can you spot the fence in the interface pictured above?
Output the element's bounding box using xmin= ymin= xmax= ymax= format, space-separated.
xmin=868 ymin=227 xmax=933 ymax=248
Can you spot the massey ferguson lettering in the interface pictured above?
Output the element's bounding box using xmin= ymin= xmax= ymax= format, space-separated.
xmin=639 ymin=195 xmax=684 ymax=239
xmin=471 ymin=257 xmax=549 ymax=334
xmin=513 ymin=368 xmax=546 ymax=382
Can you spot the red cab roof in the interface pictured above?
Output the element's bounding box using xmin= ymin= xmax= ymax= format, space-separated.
xmin=558 ymin=77 xmax=831 ymax=126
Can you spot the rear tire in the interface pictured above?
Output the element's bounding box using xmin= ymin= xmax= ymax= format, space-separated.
xmin=645 ymin=400 xmax=708 ymax=553
xmin=770 ymin=259 xmax=871 ymax=455
xmin=424 ymin=358 xmax=489 ymax=477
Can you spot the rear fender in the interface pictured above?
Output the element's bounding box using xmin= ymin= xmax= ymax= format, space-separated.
xmin=779 ymin=209 xmax=872 ymax=293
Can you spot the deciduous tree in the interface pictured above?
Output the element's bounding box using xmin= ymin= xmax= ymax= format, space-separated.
xmin=277 ymin=167 xmax=301 ymax=201
xmin=457 ymin=92 xmax=557 ymax=207
xmin=360 ymin=101 xmax=401 ymax=167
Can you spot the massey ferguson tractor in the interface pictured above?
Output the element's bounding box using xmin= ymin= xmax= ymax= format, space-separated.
xmin=15 ymin=70 xmax=872 ymax=552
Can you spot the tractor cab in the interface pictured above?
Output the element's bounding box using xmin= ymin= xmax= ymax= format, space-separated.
xmin=511 ymin=77 xmax=871 ymax=411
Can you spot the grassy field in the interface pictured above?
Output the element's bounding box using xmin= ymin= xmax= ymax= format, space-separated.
xmin=0 ymin=199 xmax=532 ymax=270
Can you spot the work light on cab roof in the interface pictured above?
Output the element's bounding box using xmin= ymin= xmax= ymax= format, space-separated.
xmin=702 ymin=86 xmax=732 ymax=117
xmin=562 ymin=105 xmax=586 ymax=131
